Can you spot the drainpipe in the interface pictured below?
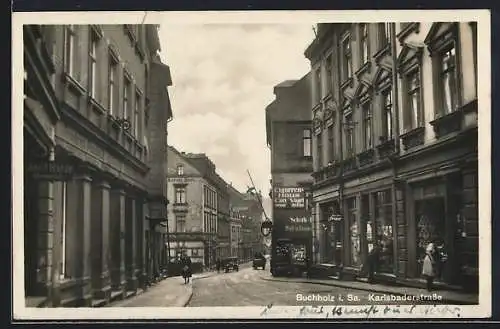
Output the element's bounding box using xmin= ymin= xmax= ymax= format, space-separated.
xmin=336 ymin=25 xmax=345 ymax=276
xmin=390 ymin=22 xmax=401 ymax=277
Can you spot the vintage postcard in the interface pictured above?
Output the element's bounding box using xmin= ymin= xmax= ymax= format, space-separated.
xmin=12 ymin=9 xmax=490 ymax=320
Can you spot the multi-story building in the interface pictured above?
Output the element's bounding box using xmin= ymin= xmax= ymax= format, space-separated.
xmin=23 ymin=24 xmax=172 ymax=307
xmin=166 ymin=146 xmax=232 ymax=270
xmin=304 ymin=22 xmax=478 ymax=291
xmin=227 ymin=185 xmax=264 ymax=261
xmin=265 ymin=74 xmax=314 ymax=267
xmin=144 ymin=48 xmax=174 ymax=282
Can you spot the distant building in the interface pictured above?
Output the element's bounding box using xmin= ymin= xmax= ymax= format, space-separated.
xmin=166 ymin=146 xmax=231 ymax=270
xmin=265 ymin=74 xmax=314 ymax=269
xmin=305 ymin=22 xmax=478 ymax=290
xmin=227 ymin=184 xmax=264 ymax=261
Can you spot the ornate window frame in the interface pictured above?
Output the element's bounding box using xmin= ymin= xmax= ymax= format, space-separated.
xmin=397 ymin=43 xmax=425 ymax=150
xmin=425 ymin=23 xmax=465 ymax=139
xmin=340 ymin=31 xmax=354 ymax=88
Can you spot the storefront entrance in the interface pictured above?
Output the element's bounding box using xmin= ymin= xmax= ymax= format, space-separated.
xmin=414 ymin=197 xmax=446 ymax=279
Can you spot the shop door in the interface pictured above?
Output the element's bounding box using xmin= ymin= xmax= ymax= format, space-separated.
xmin=331 ymin=221 xmax=343 ymax=266
xmin=415 ymin=198 xmax=445 ymax=278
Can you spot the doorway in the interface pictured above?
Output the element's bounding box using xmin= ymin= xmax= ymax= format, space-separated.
xmin=414 ymin=197 xmax=445 ymax=279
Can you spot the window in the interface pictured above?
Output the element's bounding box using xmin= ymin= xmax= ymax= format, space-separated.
xmin=440 ymin=46 xmax=458 ymax=114
xmin=342 ymin=35 xmax=353 ymax=81
xmin=303 ymin=129 xmax=312 ymax=157
xmin=362 ymin=102 xmax=373 ymax=150
xmin=327 ymin=124 xmax=335 ymax=162
xmin=373 ymin=190 xmax=393 ymax=273
xmin=347 ymin=197 xmax=360 ymax=266
xmin=406 ymin=69 xmax=422 ymax=129
xmin=123 ymin=77 xmax=131 ymax=120
xmin=315 ymin=67 xmax=322 ymax=103
xmin=177 ymin=164 xmax=184 ymax=176
xmin=89 ymin=32 xmax=98 ymax=99
xmin=64 ymin=25 xmax=77 ymax=77
xmin=360 ymin=24 xmax=369 ymax=64
xmin=383 ymin=87 xmax=393 ymax=140
xmin=325 ymin=55 xmax=333 ymax=93
xmin=345 ymin=112 xmax=355 ymax=156
xmin=59 ymin=182 xmax=68 ymax=280
xmin=176 ymin=216 xmax=186 ymax=233
xmin=316 ymin=132 xmax=323 ymax=168
xmin=175 ymin=186 xmax=186 ymax=204
xmin=134 ymin=91 xmax=140 ymax=136
xmin=108 ymin=55 xmax=118 ymax=115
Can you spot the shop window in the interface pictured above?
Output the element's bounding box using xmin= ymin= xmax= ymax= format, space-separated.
xmin=373 ymin=190 xmax=394 ymax=273
xmin=347 ymin=197 xmax=361 ymax=267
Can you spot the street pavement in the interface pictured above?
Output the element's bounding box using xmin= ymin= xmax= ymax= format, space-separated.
xmin=108 ymin=276 xmax=194 ymax=307
xmin=188 ymin=260 xmax=459 ymax=307
xmin=106 ymin=259 xmax=477 ymax=307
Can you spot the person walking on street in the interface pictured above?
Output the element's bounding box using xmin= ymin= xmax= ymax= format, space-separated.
xmin=422 ymin=243 xmax=437 ymax=291
xmin=180 ymin=254 xmax=192 ymax=284
xmin=216 ymin=258 xmax=221 ymax=273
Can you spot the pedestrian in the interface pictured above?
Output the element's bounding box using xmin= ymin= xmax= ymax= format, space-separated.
xmin=422 ymin=242 xmax=437 ymax=291
xmin=216 ymin=258 xmax=221 ymax=273
xmin=305 ymin=256 xmax=311 ymax=279
xmin=180 ymin=254 xmax=192 ymax=284
xmin=366 ymin=242 xmax=381 ymax=284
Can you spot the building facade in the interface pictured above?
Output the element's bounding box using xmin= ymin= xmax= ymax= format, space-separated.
xmin=227 ymin=185 xmax=264 ymax=261
xmin=166 ymin=146 xmax=232 ymax=270
xmin=305 ymin=22 xmax=478 ymax=291
xmin=23 ymin=24 xmax=172 ymax=307
xmin=265 ymin=74 xmax=314 ymax=266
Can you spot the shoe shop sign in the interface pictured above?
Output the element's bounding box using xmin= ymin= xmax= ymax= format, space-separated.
xmin=284 ymin=216 xmax=312 ymax=233
xmin=273 ymin=187 xmax=305 ymax=209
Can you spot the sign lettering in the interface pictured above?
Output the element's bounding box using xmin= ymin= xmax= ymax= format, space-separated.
xmin=273 ymin=186 xmax=305 ymax=209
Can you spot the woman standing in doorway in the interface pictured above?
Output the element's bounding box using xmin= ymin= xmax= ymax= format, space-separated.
xmin=422 ymin=243 xmax=437 ymax=291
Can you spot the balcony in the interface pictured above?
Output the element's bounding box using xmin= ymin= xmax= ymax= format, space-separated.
xmin=377 ymin=138 xmax=396 ymax=158
xmin=429 ymin=110 xmax=463 ymax=139
xmin=357 ymin=148 xmax=375 ymax=167
xmin=343 ymin=156 xmax=358 ymax=173
xmin=172 ymin=203 xmax=189 ymax=213
xmin=400 ymin=126 xmax=425 ymax=151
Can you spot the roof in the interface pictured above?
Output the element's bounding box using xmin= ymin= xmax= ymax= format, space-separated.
xmin=274 ymin=80 xmax=298 ymax=88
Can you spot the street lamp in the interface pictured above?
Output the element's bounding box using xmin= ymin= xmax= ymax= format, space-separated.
xmin=261 ymin=218 xmax=273 ymax=237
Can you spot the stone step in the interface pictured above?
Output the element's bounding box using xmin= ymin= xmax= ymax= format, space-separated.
xmin=91 ymin=299 xmax=107 ymax=308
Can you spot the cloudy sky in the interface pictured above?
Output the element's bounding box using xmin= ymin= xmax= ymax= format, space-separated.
xmin=158 ymin=23 xmax=314 ymax=196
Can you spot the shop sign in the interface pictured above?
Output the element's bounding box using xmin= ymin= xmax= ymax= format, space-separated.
xmin=27 ymin=160 xmax=75 ymax=181
xmin=167 ymin=177 xmax=194 ymax=183
xmin=284 ymin=224 xmax=311 ymax=232
xmin=273 ymin=187 xmax=305 ymax=209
